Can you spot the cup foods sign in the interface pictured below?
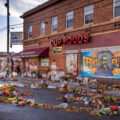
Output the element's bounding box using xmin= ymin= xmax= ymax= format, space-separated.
xmin=50 ymin=33 xmax=89 ymax=47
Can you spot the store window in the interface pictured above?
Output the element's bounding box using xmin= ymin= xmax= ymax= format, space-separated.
xmin=114 ymin=0 xmax=120 ymax=17
xmin=66 ymin=11 xmax=73 ymax=29
xmin=52 ymin=16 xmax=58 ymax=32
xmin=41 ymin=22 xmax=45 ymax=35
xmin=84 ymin=4 xmax=94 ymax=24
xmin=28 ymin=26 xmax=32 ymax=38
xmin=66 ymin=54 xmax=77 ymax=75
xmin=41 ymin=59 xmax=49 ymax=66
xmin=29 ymin=58 xmax=38 ymax=71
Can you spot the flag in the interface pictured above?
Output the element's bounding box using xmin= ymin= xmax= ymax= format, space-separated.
xmin=9 ymin=56 xmax=14 ymax=65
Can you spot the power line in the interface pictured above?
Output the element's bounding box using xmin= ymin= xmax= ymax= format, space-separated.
xmin=10 ymin=25 xmax=23 ymax=29
xmin=0 ymin=23 xmax=23 ymax=31
xmin=9 ymin=23 xmax=23 ymax=27
xmin=0 ymin=26 xmax=23 ymax=33
xmin=0 ymin=27 xmax=7 ymax=31
xmin=0 ymin=29 xmax=6 ymax=33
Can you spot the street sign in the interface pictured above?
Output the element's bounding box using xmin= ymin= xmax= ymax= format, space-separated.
xmin=10 ymin=32 xmax=23 ymax=45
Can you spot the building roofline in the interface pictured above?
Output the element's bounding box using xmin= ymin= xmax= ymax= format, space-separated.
xmin=20 ymin=0 xmax=62 ymax=18
xmin=0 ymin=52 xmax=15 ymax=57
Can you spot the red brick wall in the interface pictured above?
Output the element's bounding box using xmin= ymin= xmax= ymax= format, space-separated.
xmin=49 ymin=46 xmax=65 ymax=69
xmin=38 ymin=58 xmax=49 ymax=71
xmin=23 ymin=30 xmax=120 ymax=74
xmin=94 ymin=0 xmax=113 ymax=24
xmin=23 ymin=0 xmax=116 ymax=42
xmin=22 ymin=0 xmax=120 ymax=81
xmin=81 ymin=31 xmax=120 ymax=49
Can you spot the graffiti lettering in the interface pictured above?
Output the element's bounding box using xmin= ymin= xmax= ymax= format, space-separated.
xmin=112 ymin=57 xmax=120 ymax=67
xmin=83 ymin=56 xmax=100 ymax=68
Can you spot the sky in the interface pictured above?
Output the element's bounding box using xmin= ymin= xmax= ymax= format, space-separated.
xmin=0 ymin=0 xmax=48 ymax=53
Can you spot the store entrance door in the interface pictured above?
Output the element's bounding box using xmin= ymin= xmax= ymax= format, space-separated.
xmin=66 ymin=54 xmax=78 ymax=75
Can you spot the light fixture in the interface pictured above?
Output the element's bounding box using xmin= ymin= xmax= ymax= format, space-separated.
xmin=64 ymin=33 xmax=66 ymax=36
xmin=114 ymin=22 xmax=117 ymax=27
xmin=43 ymin=21 xmax=48 ymax=24
xmin=86 ymin=28 xmax=91 ymax=32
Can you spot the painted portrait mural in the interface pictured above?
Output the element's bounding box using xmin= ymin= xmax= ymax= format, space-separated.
xmin=81 ymin=50 xmax=120 ymax=79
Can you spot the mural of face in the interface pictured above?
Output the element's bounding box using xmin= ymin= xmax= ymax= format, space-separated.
xmin=94 ymin=50 xmax=114 ymax=76
xmin=82 ymin=49 xmax=120 ymax=78
xmin=101 ymin=56 xmax=109 ymax=71
xmin=97 ymin=50 xmax=114 ymax=71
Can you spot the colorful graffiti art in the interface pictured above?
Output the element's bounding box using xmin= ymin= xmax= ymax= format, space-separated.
xmin=81 ymin=50 xmax=120 ymax=79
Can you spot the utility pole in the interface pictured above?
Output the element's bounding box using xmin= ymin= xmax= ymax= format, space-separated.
xmin=5 ymin=0 xmax=10 ymax=61
xmin=7 ymin=0 xmax=10 ymax=58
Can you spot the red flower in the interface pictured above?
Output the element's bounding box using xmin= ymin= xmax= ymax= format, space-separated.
xmin=109 ymin=106 xmax=119 ymax=111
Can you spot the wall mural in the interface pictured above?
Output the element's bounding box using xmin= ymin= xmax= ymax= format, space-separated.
xmin=81 ymin=50 xmax=120 ymax=79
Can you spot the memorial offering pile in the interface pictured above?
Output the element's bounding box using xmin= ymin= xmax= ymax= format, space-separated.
xmin=0 ymin=83 xmax=87 ymax=113
xmin=57 ymin=92 xmax=120 ymax=116
xmin=0 ymin=83 xmax=32 ymax=103
xmin=59 ymin=84 xmax=79 ymax=93
xmin=90 ymin=106 xmax=120 ymax=116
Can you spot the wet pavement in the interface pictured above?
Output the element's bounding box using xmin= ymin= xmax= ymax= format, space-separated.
xmin=19 ymin=87 xmax=65 ymax=105
xmin=0 ymin=86 xmax=119 ymax=120
xmin=0 ymin=103 xmax=120 ymax=120
xmin=0 ymin=79 xmax=120 ymax=120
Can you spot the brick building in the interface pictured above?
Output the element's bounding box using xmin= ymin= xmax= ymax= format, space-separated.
xmin=17 ymin=0 xmax=120 ymax=81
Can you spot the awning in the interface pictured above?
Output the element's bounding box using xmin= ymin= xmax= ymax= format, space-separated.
xmin=14 ymin=47 xmax=49 ymax=58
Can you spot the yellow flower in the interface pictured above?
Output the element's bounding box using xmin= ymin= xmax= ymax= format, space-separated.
xmin=8 ymin=98 xmax=11 ymax=101
xmin=8 ymin=97 xmax=16 ymax=101
xmin=11 ymin=98 xmax=16 ymax=101
xmin=67 ymin=85 xmax=70 ymax=90
xmin=18 ymin=97 xmax=23 ymax=101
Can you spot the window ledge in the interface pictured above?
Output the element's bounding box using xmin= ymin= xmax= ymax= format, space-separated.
xmin=51 ymin=31 xmax=58 ymax=35
xmin=111 ymin=16 xmax=120 ymax=22
xmin=27 ymin=37 xmax=32 ymax=40
xmin=65 ymin=27 xmax=73 ymax=31
xmin=40 ymin=34 xmax=46 ymax=37
xmin=82 ymin=23 xmax=94 ymax=28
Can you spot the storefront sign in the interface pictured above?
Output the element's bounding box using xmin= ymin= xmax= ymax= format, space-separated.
xmin=66 ymin=54 xmax=77 ymax=75
xmin=81 ymin=50 xmax=120 ymax=79
xmin=29 ymin=58 xmax=38 ymax=70
xmin=50 ymin=33 xmax=89 ymax=47
xmin=53 ymin=47 xmax=62 ymax=53
xmin=41 ymin=59 xmax=49 ymax=66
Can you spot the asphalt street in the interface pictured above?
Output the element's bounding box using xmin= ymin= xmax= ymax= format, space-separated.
xmin=0 ymin=86 xmax=119 ymax=120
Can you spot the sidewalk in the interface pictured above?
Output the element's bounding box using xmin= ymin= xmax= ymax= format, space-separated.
xmin=16 ymin=76 xmax=77 ymax=88
xmin=16 ymin=76 xmax=120 ymax=97
xmin=16 ymin=76 xmax=43 ymax=84
xmin=16 ymin=76 xmax=94 ymax=93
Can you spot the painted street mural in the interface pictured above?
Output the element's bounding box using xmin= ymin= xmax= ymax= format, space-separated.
xmin=81 ymin=50 xmax=120 ymax=79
